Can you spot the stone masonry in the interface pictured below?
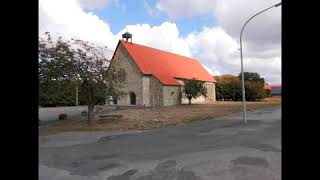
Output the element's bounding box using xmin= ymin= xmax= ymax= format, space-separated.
xmin=108 ymin=42 xmax=216 ymax=107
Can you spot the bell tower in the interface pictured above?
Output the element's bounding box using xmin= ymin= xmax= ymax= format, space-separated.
xmin=122 ymin=31 xmax=132 ymax=43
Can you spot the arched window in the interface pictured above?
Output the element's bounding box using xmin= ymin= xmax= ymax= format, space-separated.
xmin=171 ymin=91 xmax=175 ymax=96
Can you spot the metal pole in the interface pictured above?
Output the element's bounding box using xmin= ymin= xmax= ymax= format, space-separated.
xmin=240 ymin=40 xmax=247 ymax=124
xmin=239 ymin=2 xmax=281 ymax=124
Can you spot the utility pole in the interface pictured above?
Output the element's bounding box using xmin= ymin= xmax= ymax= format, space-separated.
xmin=239 ymin=2 xmax=281 ymax=124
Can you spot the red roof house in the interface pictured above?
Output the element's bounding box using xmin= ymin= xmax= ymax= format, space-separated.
xmin=264 ymin=84 xmax=272 ymax=91
xmin=264 ymin=84 xmax=281 ymax=96
xmin=108 ymin=35 xmax=216 ymax=106
xmin=269 ymin=84 xmax=281 ymax=95
xmin=120 ymin=40 xmax=216 ymax=85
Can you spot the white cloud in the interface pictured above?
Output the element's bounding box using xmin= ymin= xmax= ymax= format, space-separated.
xmin=156 ymin=0 xmax=216 ymax=19
xmin=39 ymin=0 xmax=189 ymax=55
xmin=184 ymin=26 xmax=281 ymax=83
xmin=213 ymin=0 xmax=281 ymax=46
xmin=39 ymin=0 xmax=281 ymax=84
xmin=156 ymin=0 xmax=281 ymax=44
xmin=39 ymin=0 xmax=117 ymax=48
xmin=204 ymin=65 xmax=221 ymax=76
xmin=144 ymin=0 xmax=160 ymax=18
xmin=155 ymin=0 xmax=281 ymax=83
xmin=117 ymin=22 xmax=191 ymax=57
xmin=79 ymin=0 xmax=114 ymax=10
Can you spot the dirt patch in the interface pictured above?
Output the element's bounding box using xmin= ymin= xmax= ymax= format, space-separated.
xmin=39 ymin=97 xmax=281 ymax=134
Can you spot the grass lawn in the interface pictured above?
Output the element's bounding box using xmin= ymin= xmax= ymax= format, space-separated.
xmin=39 ymin=97 xmax=281 ymax=135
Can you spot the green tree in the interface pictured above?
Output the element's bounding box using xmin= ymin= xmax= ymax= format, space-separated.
xmin=214 ymin=75 xmax=241 ymax=101
xmin=238 ymin=72 xmax=265 ymax=84
xmin=244 ymin=82 xmax=267 ymax=101
xmin=215 ymin=73 xmax=267 ymax=101
xmin=182 ymin=78 xmax=207 ymax=105
xmin=39 ymin=80 xmax=77 ymax=107
xmin=215 ymin=82 xmax=224 ymax=101
xmin=230 ymin=80 xmax=242 ymax=101
xmin=39 ymin=33 xmax=80 ymax=107
xmin=266 ymin=89 xmax=271 ymax=97
xmin=39 ymin=32 xmax=126 ymax=124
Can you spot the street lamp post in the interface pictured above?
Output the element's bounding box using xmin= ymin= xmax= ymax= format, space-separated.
xmin=240 ymin=2 xmax=281 ymax=124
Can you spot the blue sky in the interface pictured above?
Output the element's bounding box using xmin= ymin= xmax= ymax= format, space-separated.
xmin=85 ymin=0 xmax=217 ymax=37
xmin=39 ymin=0 xmax=281 ymax=83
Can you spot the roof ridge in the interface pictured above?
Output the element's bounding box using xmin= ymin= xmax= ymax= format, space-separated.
xmin=120 ymin=40 xmax=198 ymax=62
xmin=119 ymin=40 xmax=216 ymax=85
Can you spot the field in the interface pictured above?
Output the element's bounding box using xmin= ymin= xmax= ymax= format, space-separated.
xmin=39 ymin=97 xmax=281 ymax=134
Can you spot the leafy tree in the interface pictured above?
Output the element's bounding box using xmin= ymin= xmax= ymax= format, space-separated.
xmin=182 ymin=78 xmax=207 ymax=105
xmin=39 ymin=32 xmax=126 ymax=124
xmin=266 ymin=89 xmax=271 ymax=97
xmin=215 ymin=82 xmax=224 ymax=101
xmin=215 ymin=73 xmax=267 ymax=101
xmin=215 ymin=75 xmax=241 ymax=101
xmin=230 ymin=80 xmax=242 ymax=101
xmin=39 ymin=33 xmax=81 ymax=107
xmin=39 ymin=80 xmax=78 ymax=107
xmin=244 ymin=82 xmax=267 ymax=101
xmin=238 ymin=72 xmax=265 ymax=84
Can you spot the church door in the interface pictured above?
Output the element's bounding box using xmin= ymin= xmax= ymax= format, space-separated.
xmin=130 ymin=92 xmax=136 ymax=105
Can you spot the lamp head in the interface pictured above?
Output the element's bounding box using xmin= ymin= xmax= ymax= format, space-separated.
xmin=275 ymin=2 xmax=282 ymax=7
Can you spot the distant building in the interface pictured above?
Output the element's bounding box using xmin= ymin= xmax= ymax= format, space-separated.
xmin=264 ymin=84 xmax=281 ymax=96
xmin=107 ymin=32 xmax=216 ymax=107
xmin=270 ymin=84 xmax=281 ymax=96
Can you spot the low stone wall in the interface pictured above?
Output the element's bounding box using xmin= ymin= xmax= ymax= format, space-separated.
xmin=39 ymin=105 xmax=116 ymax=122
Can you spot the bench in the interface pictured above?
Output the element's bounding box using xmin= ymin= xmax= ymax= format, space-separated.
xmin=99 ymin=115 xmax=123 ymax=122
xmin=95 ymin=105 xmax=103 ymax=113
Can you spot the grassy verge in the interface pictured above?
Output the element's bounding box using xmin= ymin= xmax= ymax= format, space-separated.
xmin=39 ymin=97 xmax=281 ymax=135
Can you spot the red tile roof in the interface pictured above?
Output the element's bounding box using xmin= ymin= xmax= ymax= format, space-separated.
xmin=269 ymin=84 xmax=281 ymax=88
xmin=264 ymin=85 xmax=272 ymax=90
xmin=264 ymin=84 xmax=281 ymax=90
xmin=119 ymin=40 xmax=216 ymax=85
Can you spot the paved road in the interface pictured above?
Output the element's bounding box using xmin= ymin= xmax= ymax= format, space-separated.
xmin=39 ymin=106 xmax=281 ymax=180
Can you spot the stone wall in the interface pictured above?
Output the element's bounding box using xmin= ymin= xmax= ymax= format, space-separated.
xmin=108 ymin=42 xmax=215 ymax=106
xmin=142 ymin=75 xmax=151 ymax=107
xmin=108 ymin=43 xmax=143 ymax=106
xmin=205 ymin=82 xmax=216 ymax=101
xmin=178 ymin=80 xmax=216 ymax=104
xmin=150 ymin=76 xmax=163 ymax=107
xmin=163 ymin=85 xmax=181 ymax=106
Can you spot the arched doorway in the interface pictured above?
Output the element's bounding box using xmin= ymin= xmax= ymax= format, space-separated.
xmin=113 ymin=98 xmax=117 ymax=105
xmin=130 ymin=92 xmax=136 ymax=105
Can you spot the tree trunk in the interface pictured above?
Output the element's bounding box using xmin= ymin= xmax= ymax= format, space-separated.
xmin=83 ymin=79 xmax=96 ymax=125
xmin=188 ymin=97 xmax=192 ymax=105
xmin=87 ymin=104 xmax=95 ymax=125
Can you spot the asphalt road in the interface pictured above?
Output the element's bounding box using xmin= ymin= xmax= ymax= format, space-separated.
xmin=39 ymin=106 xmax=281 ymax=180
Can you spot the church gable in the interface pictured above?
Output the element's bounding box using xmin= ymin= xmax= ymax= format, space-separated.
xmin=108 ymin=42 xmax=143 ymax=78
xmin=108 ymin=41 xmax=144 ymax=106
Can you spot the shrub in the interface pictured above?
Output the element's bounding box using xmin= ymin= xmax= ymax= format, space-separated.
xmin=266 ymin=89 xmax=271 ymax=97
xmin=245 ymin=82 xmax=267 ymax=101
xmin=215 ymin=73 xmax=267 ymax=101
